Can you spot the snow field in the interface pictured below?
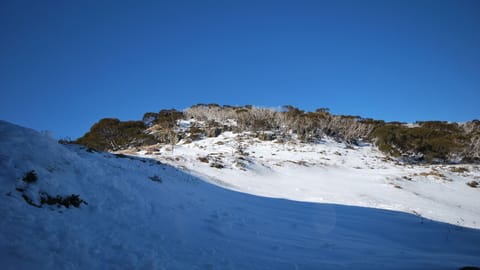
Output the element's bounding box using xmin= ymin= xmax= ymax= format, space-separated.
xmin=133 ymin=131 xmax=480 ymax=229
xmin=1 ymin=121 xmax=480 ymax=269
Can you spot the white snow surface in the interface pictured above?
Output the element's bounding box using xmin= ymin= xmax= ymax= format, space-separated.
xmin=1 ymin=120 xmax=480 ymax=269
xmin=134 ymin=131 xmax=480 ymax=229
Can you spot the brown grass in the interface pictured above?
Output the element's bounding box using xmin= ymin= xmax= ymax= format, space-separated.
xmin=419 ymin=171 xmax=446 ymax=179
xmin=450 ymin=166 xmax=469 ymax=173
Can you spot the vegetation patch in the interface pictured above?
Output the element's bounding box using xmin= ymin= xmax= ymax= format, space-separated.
xmin=210 ymin=162 xmax=224 ymax=169
xmin=22 ymin=170 xmax=38 ymax=183
xmin=450 ymin=166 xmax=469 ymax=173
xmin=148 ymin=175 xmax=162 ymax=183
xmin=22 ymin=194 xmax=40 ymax=208
xmin=76 ymin=118 xmax=156 ymax=151
xmin=287 ymin=160 xmax=310 ymax=166
xmin=198 ymin=156 xmax=209 ymax=163
xmin=390 ymin=183 xmax=403 ymax=189
xmin=40 ymin=192 xmax=87 ymax=208
xmin=86 ymin=147 xmax=97 ymax=153
xmin=371 ymin=121 xmax=469 ymax=163
xmin=75 ymin=104 xmax=480 ymax=164
xmin=466 ymin=181 xmax=479 ymax=188
xmin=188 ymin=126 xmax=203 ymax=141
xmin=16 ymin=171 xmax=87 ymax=209
xmin=419 ymin=171 xmax=446 ymax=179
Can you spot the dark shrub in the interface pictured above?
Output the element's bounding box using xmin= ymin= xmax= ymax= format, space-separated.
xmin=40 ymin=192 xmax=87 ymax=208
xmin=22 ymin=170 xmax=38 ymax=183
xmin=467 ymin=181 xmax=479 ymax=188
xmin=210 ymin=163 xmax=224 ymax=169
xmin=149 ymin=175 xmax=162 ymax=183
xmin=198 ymin=156 xmax=209 ymax=163
xmin=22 ymin=194 xmax=40 ymax=207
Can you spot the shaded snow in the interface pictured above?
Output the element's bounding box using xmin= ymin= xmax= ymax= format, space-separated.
xmin=1 ymin=120 xmax=480 ymax=269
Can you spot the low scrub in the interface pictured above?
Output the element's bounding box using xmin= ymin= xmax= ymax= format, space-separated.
xmin=76 ymin=104 xmax=480 ymax=164
xmin=22 ymin=170 xmax=38 ymax=183
xmin=466 ymin=181 xmax=479 ymax=188
xmin=450 ymin=167 xmax=469 ymax=173
xmin=40 ymin=192 xmax=87 ymax=208
xmin=371 ymin=122 xmax=468 ymax=163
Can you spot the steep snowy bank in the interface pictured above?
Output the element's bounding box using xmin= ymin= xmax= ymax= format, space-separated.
xmin=1 ymin=121 xmax=479 ymax=269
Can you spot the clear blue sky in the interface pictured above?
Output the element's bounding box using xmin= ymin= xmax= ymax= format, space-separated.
xmin=1 ymin=0 xmax=479 ymax=139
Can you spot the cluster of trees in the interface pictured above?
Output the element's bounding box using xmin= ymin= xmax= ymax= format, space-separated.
xmin=372 ymin=122 xmax=462 ymax=162
xmin=462 ymin=120 xmax=480 ymax=162
xmin=371 ymin=121 xmax=480 ymax=163
xmin=75 ymin=104 xmax=480 ymax=163
xmin=184 ymin=104 xmax=379 ymax=143
xmin=144 ymin=109 xmax=184 ymax=150
xmin=76 ymin=119 xmax=155 ymax=151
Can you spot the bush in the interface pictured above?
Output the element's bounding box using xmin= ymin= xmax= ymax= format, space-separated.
xmin=206 ymin=127 xmax=222 ymax=137
xmin=40 ymin=192 xmax=87 ymax=208
xmin=22 ymin=194 xmax=40 ymax=207
xmin=210 ymin=162 xmax=224 ymax=169
xmin=149 ymin=175 xmax=162 ymax=183
xmin=198 ymin=156 xmax=209 ymax=163
xmin=371 ymin=123 xmax=467 ymax=162
xmin=156 ymin=109 xmax=183 ymax=129
xmin=76 ymin=118 xmax=156 ymax=151
xmin=188 ymin=126 xmax=203 ymax=140
xmin=142 ymin=112 xmax=159 ymax=127
xmin=450 ymin=167 xmax=469 ymax=173
xmin=22 ymin=170 xmax=38 ymax=183
xmin=466 ymin=181 xmax=478 ymax=188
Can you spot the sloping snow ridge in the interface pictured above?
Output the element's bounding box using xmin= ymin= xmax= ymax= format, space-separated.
xmin=1 ymin=120 xmax=480 ymax=269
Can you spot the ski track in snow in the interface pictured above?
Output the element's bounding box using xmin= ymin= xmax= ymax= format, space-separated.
xmin=1 ymin=120 xmax=480 ymax=269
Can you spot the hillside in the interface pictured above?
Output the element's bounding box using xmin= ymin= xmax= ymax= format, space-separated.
xmin=77 ymin=104 xmax=480 ymax=164
xmin=121 ymin=127 xmax=480 ymax=229
xmin=1 ymin=121 xmax=480 ymax=269
xmin=0 ymin=122 xmax=480 ymax=269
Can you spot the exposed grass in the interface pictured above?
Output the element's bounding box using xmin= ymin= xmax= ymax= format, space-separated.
xmin=419 ymin=171 xmax=446 ymax=179
xmin=450 ymin=167 xmax=469 ymax=173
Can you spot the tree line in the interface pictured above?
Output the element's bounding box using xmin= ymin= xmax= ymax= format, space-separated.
xmin=75 ymin=103 xmax=480 ymax=163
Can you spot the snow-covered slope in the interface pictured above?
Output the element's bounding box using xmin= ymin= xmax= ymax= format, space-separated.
xmin=1 ymin=120 xmax=480 ymax=269
xmin=131 ymin=131 xmax=480 ymax=229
